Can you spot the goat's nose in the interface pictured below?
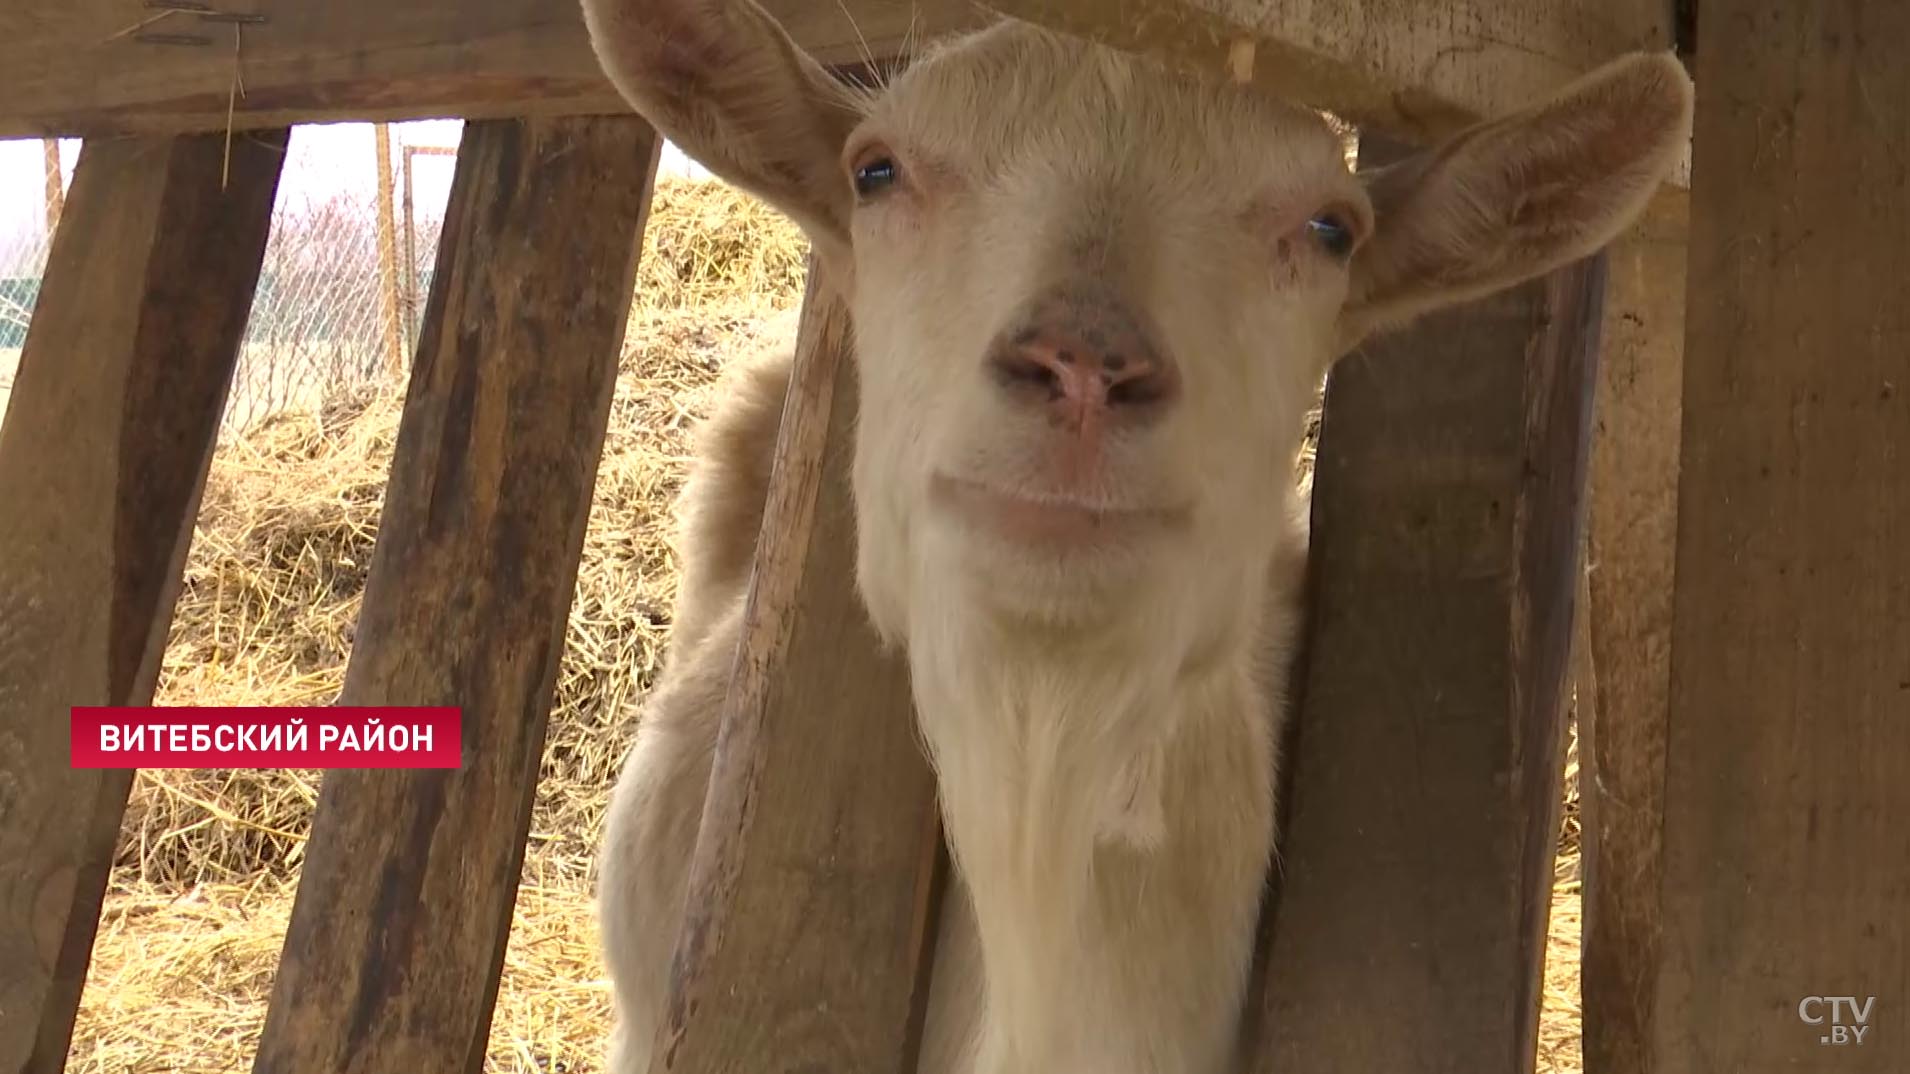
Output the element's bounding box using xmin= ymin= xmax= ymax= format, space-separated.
xmin=988 ymin=313 xmax=1177 ymax=424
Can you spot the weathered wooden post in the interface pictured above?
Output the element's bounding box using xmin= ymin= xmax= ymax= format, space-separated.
xmin=651 ymin=261 xmax=946 ymax=1074
xmin=0 ymin=130 xmax=287 ymax=1074
xmin=250 ymin=114 xmax=660 ymax=1074
xmin=1579 ymin=189 xmax=1689 ymax=1074
xmin=1243 ymin=136 xmax=1608 ymax=1074
xmin=1646 ymin=1 xmax=1910 ymax=1068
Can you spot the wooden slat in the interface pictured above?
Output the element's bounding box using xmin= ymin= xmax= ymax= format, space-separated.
xmin=373 ymin=123 xmax=404 ymax=376
xmin=249 ymin=114 xmax=659 ymax=1074
xmin=0 ymin=128 xmax=286 ymax=1074
xmin=1243 ymin=137 xmax=1606 ymax=1074
xmin=652 ymin=262 xmax=944 ymax=1074
xmin=0 ymin=0 xmax=981 ymax=138
xmin=983 ymin=0 xmax=1677 ymax=148
xmin=39 ymin=138 xmax=62 ymax=233
xmin=1579 ymin=190 xmax=1688 ymax=1074
xmin=6 ymin=0 xmax=1681 ymax=162
xmin=1650 ymin=0 xmax=1910 ymax=1068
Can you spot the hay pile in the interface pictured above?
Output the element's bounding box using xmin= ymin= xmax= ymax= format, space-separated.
xmin=70 ymin=176 xmax=1589 ymax=1074
xmin=1540 ymin=718 xmax=1585 ymax=1073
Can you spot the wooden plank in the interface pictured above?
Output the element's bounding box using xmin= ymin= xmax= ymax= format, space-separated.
xmin=1243 ymin=137 xmax=1606 ymax=1074
xmin=651 ymin=262 xmax=945 ymax=1074
xmin=39 ymin=138 xmax=62 ymax=234
xmin=402 ymin=151 xmax=419 ymax=354
xmin=983 ymin=0 xmax=1679 ymax=149
xmin=0 ymin=128 xmax=286 ymax=1074
xmin=0 ymin=0 xmax=982 ymax=138
xmin=1579 ymin=189 xmax=1687 ymax=1074
xmin=373 ymin=123 xmax=404 ymax=376
xmin=1650 ymin=0 xmax=1910 ymax=1068
xmin=248 ymin=114 xmax=659 ymax=1074
xmin=5 ymin=0 xmax=1681 ymax=158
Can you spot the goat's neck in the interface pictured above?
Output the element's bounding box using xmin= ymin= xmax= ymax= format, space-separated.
xmin=906 ymin=562 xmax=1279 ymax=1073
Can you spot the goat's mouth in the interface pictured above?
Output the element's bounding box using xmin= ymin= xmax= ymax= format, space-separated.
xmin=929 ymin=473 xmax=1191 ymax=549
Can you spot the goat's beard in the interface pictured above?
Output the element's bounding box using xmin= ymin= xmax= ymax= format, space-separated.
xmin=898 ymin=517 xmax=1258 ymax=841
xmin=907 ymin=584 xmax=1185 ymax=1059
xmin=860 ymin=463 xmax=1291 ymax=1066
xmin=900 ymin=527 xmax=1272 ymax=1068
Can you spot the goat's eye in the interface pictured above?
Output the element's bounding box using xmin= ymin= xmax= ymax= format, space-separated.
xmin=853 ymin=157 xmax=899 ymax=199
xmin=1306 ymin=213 xmax=1355 ymax=259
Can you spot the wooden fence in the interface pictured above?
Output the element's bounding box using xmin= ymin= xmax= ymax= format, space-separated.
xmin=1 ymin=1 xmax=1904 ymax=1072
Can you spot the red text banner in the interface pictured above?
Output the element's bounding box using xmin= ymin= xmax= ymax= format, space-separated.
xmin=69 ymin=706 xmax=463 ymax=769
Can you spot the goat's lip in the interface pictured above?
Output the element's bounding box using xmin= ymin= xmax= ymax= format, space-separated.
xmin=930 ymin=474 xmax=1190 ymax=546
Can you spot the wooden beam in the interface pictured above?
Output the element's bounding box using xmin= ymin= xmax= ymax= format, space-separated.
xmin=652 ymin=261 xmax=945 ymax=1074
xmin=0 ymin=0 xmax=982 ymax=138
xmin=1579 ymin=189 xmax=1687 ymax=1074
xmin=983 ymin=0 xmax=1679 ymax=146
xmin=248 ymin=114 xmax=659 ymax=1074
xmin=1651 ymin=0 xmax=1910 ymax=1068
xmin=0 ymin=129 xmax=285 ymax=1074
xmin=39 ymin=138 xmax=62 ymax=235
xmin=1242 ymin=136 xmax=1605 ymax=1074
xmin=373 ymin=123 xmax=404 ymax=377
xmin=4 ymin=0 xmax=1685 ymax=163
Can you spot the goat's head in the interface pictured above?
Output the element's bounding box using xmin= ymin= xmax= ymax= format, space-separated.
xmin=582 ymin=2 xmax=1693 ymax=643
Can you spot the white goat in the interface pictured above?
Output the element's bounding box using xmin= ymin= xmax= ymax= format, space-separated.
xmin=581 ymin=4 xmax=1693 ymax=1072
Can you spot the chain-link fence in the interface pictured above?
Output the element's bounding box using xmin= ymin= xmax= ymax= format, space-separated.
xmin=0 ymin=122 xmax=464 ymax=432
xmin=229 ymin=121 xmax=463 ymax=428
xmin=0 ymin=137 xmax=71 ymax=422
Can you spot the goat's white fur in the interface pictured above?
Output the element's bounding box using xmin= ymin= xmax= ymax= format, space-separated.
xmin=584 ymin=10 xmax=1693 ymax=1074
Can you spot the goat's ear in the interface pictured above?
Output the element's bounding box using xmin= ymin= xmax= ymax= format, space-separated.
xmin=1342 ymin=51 xmax=1693 ymax=340
xmin=580 ymin=0 xmax=861 ymax=255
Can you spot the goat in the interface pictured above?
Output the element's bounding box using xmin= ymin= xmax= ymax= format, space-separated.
xmin=581 ymin=3 xmax=1693 ymax=1071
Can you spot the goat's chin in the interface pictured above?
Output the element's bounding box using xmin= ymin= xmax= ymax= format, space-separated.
xmin=915 ymin=475 xmax=1192 ymax=629
xmin=929 ymin=474 xmax=1190 ymax=549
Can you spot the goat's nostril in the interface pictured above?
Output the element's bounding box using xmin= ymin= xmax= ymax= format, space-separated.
xmin=990 ymin=307 xmax=1177 ymax=417
xmin=1105 ymin=370 xmax=1172 ymax=407
xmin=993 ymin=350 xmax=1066 ymax=399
